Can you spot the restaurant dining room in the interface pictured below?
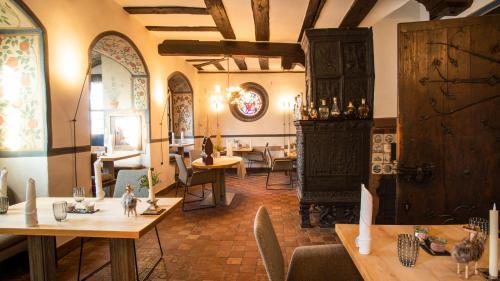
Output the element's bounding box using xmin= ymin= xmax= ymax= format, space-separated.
xmin=0 ymin=0 xmax=499 ymax=280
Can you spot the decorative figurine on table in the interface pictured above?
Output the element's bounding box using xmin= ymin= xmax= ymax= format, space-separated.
xmin=452 ymin=225 xmax=486 ymax=279
xmin=202 ymin=137 xmax=214 ymax=165
xmin=121 ymin=185 xmax=140 ymax=217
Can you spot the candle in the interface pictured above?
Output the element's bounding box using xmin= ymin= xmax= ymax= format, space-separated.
xmin=171 ymin=132 xmax=175 ymax=144
xmin=249 ymin=139 xmax=252 ymax=149
xmin=148 ymin=168 xmax=155 ymax=202
xmin=490 ymin=203 xmax=498 ymax=277
xmin=180 ymin=131 xmax=184 ymax=143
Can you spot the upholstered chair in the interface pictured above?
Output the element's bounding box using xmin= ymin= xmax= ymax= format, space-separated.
xmin=254 ymin=206 xmax=362 ymax=281
xmin=265 ymin=149 xmax=294 ymax=189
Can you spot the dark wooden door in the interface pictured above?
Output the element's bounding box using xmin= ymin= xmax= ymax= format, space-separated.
xmin=397 ymin=15 xmax=500 ymax=224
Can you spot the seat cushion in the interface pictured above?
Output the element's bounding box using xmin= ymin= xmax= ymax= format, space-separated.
xmin=0 ymin=235 xmax=26 ymax=251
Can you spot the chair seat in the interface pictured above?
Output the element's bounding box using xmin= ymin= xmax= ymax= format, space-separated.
xmin=0 ymin=234 xmax=26 ymax=251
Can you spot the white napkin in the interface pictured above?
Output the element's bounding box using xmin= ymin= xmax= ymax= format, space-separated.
xmin=356 ymin=184 xmax=373 ymax=255
xmin=94 ymin=158 xmax=105 ymax=200
xmin=0 ymin=168 xmax=7 ymax=197
xmin=226 ymin=140 xmax=233 ymax=157
xmin=236 ymin=158 xmax=247 ymax=179
xmin=25 ymin=178 xmax=38 ymax=227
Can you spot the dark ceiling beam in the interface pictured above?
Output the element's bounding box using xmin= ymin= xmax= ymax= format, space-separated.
xmin=204 ymin=0 xmax=236 ymax=39
xmin=233 ymin=56 xmax=248 ymax=70
xmin=186 ymin=58 xmax=218 ymax=62
xmin=123 ymin=6 xmax=208 ymax=14
xmin=259 ymin=58 xmax=269 ymax=70
xmin=146 ymin=26 xmax=219 ymax=32
xmin=213 ymin=62 xmax=225 ymax=70
xmin=339 ymin=0 xmax=378 ymax=27
xmin=251 ymin=0 xmax=270 ymax=41
xmin=468 ymin=0 xmax=500 ymax=16
xmin=416 ymin=0 xmax=473 ymax=19
xmin=297 ymin=0 xmax=326 ymax=42
xmin=193 ymin=58 xmax=226 ymax=68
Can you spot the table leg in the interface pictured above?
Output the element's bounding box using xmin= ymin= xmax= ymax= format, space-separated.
xmin=218 ymin=169 xmax=236 ymax=206
xmin=27 ymin=236 xmax=56 ymax=281
xmin=178 ymin=147 xmax=185 ymax=156
xmin=109 ymin=238 xmax=138 ymax=281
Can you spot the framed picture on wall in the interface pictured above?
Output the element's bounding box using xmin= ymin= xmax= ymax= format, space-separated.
xmin=110 ymin=115 xmax=143 ymax=151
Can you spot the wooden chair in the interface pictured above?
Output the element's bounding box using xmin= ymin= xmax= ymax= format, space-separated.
xmin=254 ymin=206 xmax=362 ymax=281
xmin=265 ymin=149 xmax=294 ymax=190
xmin=245 ymin=143 xmax=270 ymax=169
xmin=174 ymin=154 xmax=216 ymax=211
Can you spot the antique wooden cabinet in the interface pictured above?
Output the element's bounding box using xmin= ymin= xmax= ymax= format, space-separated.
xmin=296 ymin=28 xmax=374 ymax=227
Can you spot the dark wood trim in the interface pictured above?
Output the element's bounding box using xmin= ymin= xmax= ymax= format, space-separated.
xmin=339 ymin=0 xmax=378 ymax=27
xmin=233 ymin=56 xmax=248 ymax=70
xmin=204 ymin=0 xmax=236 ymax=39
xmin=198 ymin=70 xmax=305 ymax=74
xmin=0 ymin=145 xmax=91 ymax=158
xmin=297 ymin=0 xmax=326 ymax=42
xmin=416 ymin=0 xmax=473 ymax=19
xmin=193 ymin=58 xmax=226 ymax=68
xmin=186 ymin=58 xmax=219 ymax=62
xmin=158 ymin=40 xmax=305 ymax=68
xmin=468 ymin=0 xmax=500 ymax=16
xmin=123 ymin=6 xmax=208 ymax=14
xmin=186 ymin=133 xmax=297 ymax=139
xmin=373 ymin=117 xmax=397 ymax=128
xmin=251 ymin=0 xmax=270 ymax=41
xmin=258 ymin=58 xmax=269 ymax=70
xmin=146 ymin=26 xmax=219 ymax=32
xmin=213 ymin=62 xmax=225 ymax=70
xmin=48 ymin=145 xmax=91 ymax=156
xmin=150 ymin=138 xmax=169 ymax=143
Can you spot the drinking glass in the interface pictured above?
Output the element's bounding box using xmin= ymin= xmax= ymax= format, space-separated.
xmin=397 ymin=234 xmax=419 ymax=267
xmin=73 ymin=187 xmax=85 ymax=203
xmin=53 ymin=201 xmax=68 ymax=222
xmin=0 ymin=196 xmax=8 ymax=214
xmin=469 ymin=217 xmax=488 ymax=234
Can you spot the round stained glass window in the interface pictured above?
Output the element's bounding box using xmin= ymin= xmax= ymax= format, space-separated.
xmin=229 ymin=82 xmax=269 ymax=122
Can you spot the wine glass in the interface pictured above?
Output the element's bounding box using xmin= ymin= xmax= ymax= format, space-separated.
xmin=73 ymin=187 xmax=85 ymax=203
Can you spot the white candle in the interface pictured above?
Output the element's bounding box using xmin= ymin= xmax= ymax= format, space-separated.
xmin=180 ymin=131 xmax=184 ymax=143
xmin=249 ymin=139 xmax=252 ymax=149
xmin=490 ymin=204 xmax=498 ymax=277
xmin=171 ymin=132 xmax=175 ymax=144
xmin=148 ymin=168 xmax=155 ymax=201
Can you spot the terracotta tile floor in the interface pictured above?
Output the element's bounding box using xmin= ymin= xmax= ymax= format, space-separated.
xmin=2 ymin=172 xmax=339 ymax=281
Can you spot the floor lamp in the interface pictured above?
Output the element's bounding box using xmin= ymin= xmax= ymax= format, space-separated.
xmin=159 ymin=89 xmax=171 ymax=165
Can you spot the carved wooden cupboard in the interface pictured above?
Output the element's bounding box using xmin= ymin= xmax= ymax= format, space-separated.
xmin=296 ymin=28 xmax=374 ymax=227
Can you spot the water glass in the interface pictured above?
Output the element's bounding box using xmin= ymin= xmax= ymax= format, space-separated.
xmin=397 ymin=234 xmax=419 ymax=267
xmin=73 ymin=187 xmax=85 ymax=203
xmin=469 ymin=217 xmax=488 ymax=234
xmin=0 ymin=196 xmax=8 ymax=214
xmin=53 ymin=201 xmax=68 ymax=222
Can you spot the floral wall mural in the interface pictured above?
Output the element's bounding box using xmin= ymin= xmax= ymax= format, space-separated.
xmin=172 ymin=93 xmax=193 ymax=136
xmin=92 ymin=35 xmax=146 ymax=76
xmin=0 ymin=0 xmax=46 ymax=152
xmin=133 ymin=77 xmax=147 ymax=110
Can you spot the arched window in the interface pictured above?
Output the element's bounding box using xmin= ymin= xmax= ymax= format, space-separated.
xmin=0 ymin=0 xmax=48 ymax=152
xmin=229 ymin=82 xmax=269 ymax=122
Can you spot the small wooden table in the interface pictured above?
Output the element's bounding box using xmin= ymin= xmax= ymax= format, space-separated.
xmin=99 ymin=151 xmax=141 ymax=178
xmin=169 ymin=142 xmax=194 ymax=156
xmin=191 ymin=156 xmax=242 ymax=206
xmin=0 ymin=197 xmax=182 ymax=281
xmin=336 ymin=224 xmax=500 ymax=281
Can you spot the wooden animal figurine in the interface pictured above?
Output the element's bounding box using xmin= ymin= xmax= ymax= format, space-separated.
xmin=452 ymin=225 xmax=486 ymax=279
xmin=121 ymin=185 xmax=140 ymax=217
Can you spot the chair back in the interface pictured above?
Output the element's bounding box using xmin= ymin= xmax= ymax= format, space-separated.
xmin=113 ymin=169 xmax=149 ymax=198
xmin=189 ymin=149 xmax=202 ymax=166
xmin=254 ymin=206 xmax=285 ymax=281
xmin=175 ymin=154 xmax=189 ymax=185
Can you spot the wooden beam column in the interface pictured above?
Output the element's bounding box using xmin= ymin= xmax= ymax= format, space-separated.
xmin=251 ymin=0 xmax=270 ymax=70
xmin=297 ymin=0 xmax=326 ymax=42
xmin=204 ymin=0 xmax=236 ymax=39
xmin=233 ymin=56 xmax=248 ymax=70
xmin=339 ymin=0 xmax=378 ymax=27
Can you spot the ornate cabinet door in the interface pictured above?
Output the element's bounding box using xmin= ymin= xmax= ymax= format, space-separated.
xmin=397 ymin=15 xmax=500 ymax=224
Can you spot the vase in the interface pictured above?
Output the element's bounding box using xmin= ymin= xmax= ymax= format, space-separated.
xmin=318 ymin=99 xmax=330 ymax=120
xmin=358 ymin=98 xmax=370 ymax=119
xmin=308 ymin=102 xmax=318 ymax=120
xmin=330 ymin=97 xmax=342 ymax=119
xmin=301 ymin=105 xmax=309 ymax=120
xmin=344 ymin=101 xmax=356 ymax=119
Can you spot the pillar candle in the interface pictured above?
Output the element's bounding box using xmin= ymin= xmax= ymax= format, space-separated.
xmin=490 ymin=203 xmax=498 ymax=277
xmin=249 ymin=139 xmax=252 ymax=149
xmin=171 ymin=132 xmax=175 ymax=143
xmin=148 ymin=168 xmax=155 ymax=202
xmin=180 ymin=131 xmax=184 ymax=143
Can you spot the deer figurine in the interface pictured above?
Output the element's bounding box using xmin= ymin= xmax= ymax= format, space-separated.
xmin=452 ymin=225 xmax=486 ymax=279
xmin=121 ymin=185 xmax=140 ymax=217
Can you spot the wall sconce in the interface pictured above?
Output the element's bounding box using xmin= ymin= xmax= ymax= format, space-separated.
xmin=279 ymin=96 xmax=295 ymax=112
xmin=210 ymin=95 xmax=224 ymax=112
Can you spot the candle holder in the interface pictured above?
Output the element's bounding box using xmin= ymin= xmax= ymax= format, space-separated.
xmin=142 ymin=199 xmax=165 ymax=215
xmin=478 ymin=268 xmax=499 ymax=280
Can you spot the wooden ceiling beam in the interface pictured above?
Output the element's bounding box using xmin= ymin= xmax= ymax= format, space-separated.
xmin=339 ymin=0 xmax=378 ymax=27
xmin=297 ymin=0 xmax=326 ymax=42
xmin=259 ymin=58 xmax=269 ymax=70
xmin=233 ymin=56 xmax=248 ymax=70
xmin=146 ymin=26 xmax=219 ymax=32
xmin=193 ymin=58 xmax=226 ymax=68
xmin=416 ymin=0 xmax=473 ymax=19
xmin=123 ymin=6 xmax=208 ymax=14
xmin=204 ymin=0 xmax=236 ymax=39
xmin=251 ymin=0 xmax=270 ymax=41
xmin=213 ymin=62 xmax=225 ymax=70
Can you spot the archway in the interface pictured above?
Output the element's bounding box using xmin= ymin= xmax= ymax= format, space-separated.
xmin=167 ymin=72 xmax=194 ymax=137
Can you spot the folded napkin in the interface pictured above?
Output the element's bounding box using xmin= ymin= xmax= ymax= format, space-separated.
xmin=0 ymin=168 xmax=7 ymax=197
xmin=356 ymin=184 xmax=373 ymax=255
xmin=25 ymin=178 xmax=38 ymax=227
xmin=93 ymin=158 xmax=105 ymax=200
xmin=236 ymin=158 xmax=247 ymax=179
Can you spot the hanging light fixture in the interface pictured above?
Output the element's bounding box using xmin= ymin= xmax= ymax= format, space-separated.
xmin=224 ymin=56 xmax=243 ymax=104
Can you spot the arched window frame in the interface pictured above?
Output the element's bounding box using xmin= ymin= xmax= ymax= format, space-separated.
xmin=229 ymin=82 xmax=269 ymax=122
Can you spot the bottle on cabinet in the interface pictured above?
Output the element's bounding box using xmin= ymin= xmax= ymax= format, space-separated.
xmin=330 ymin=97 xmax=342 ymax=119
xmin=344 ymin=101 xmax=356 ymax=119
xmin=308 ymin=102 xmax=318 ymax=120
xmin=318 ymin=99 xmax=330 ymax=120
xmin=301 ymin=105 xmax=310 ymax=120
xmin=358 ymin=98 xmax=370 ymax=119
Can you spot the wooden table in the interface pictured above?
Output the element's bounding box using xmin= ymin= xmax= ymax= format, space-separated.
xmin=0 ymin=197 xmax=182 ymax=281
xmin=191 ymin=156 xmax=242 ymax=206
xmin=336 ymin=224 xmax=500 ymax=281
xmin=169 ymin=142 xmax=194 ymax=156
xmin=233 ymin=147 xmax=253 ymax=153
xmin=99 ymin=151 xmax=141 ymax=178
